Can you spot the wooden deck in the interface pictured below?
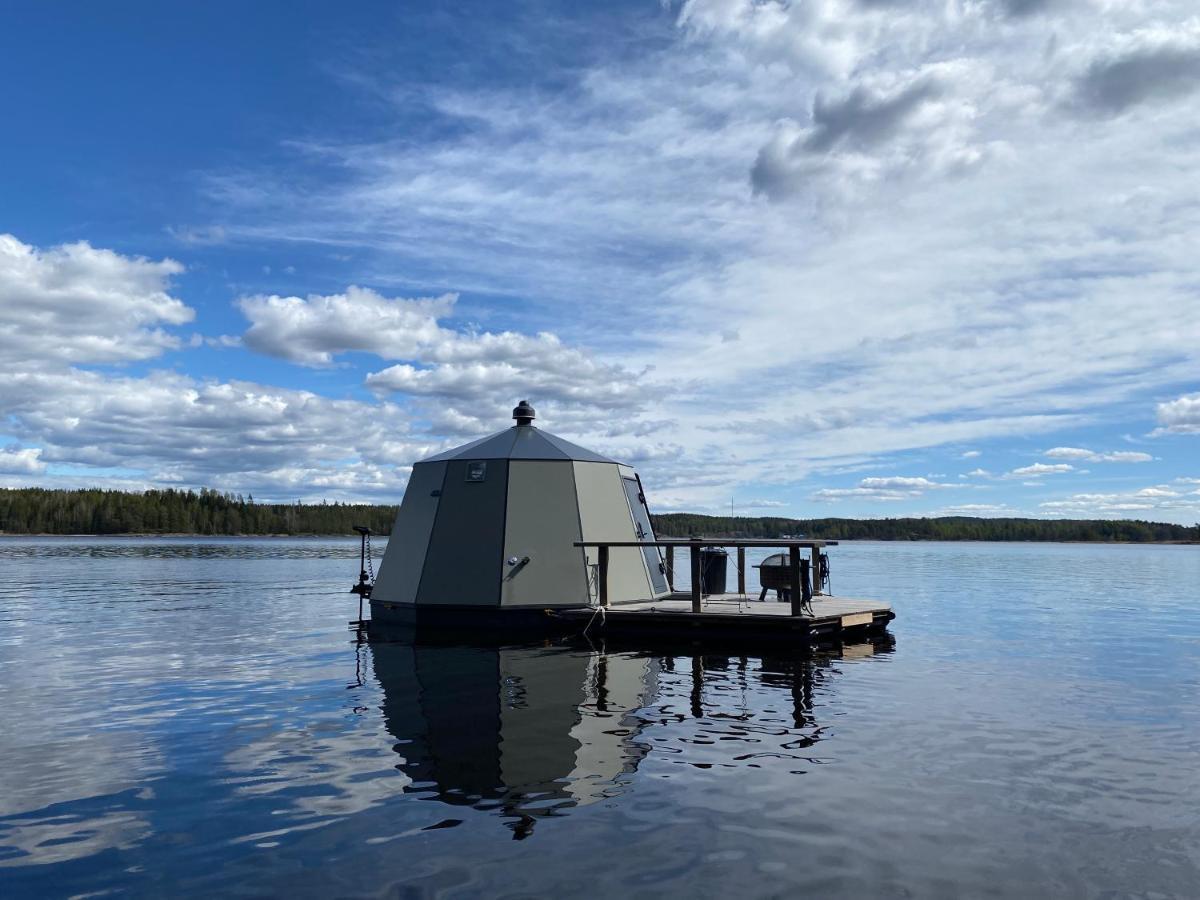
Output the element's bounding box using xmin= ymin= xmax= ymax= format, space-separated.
xmin=559 ymin=592 xmax=894 ymax=643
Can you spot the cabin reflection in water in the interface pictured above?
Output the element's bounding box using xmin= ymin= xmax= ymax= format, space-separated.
xmin=369 ymin=637 xmax=893 ymax=838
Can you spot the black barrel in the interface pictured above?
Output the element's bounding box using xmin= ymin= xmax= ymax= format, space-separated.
xmin=699 ymin=547 xmax=728 ymax=594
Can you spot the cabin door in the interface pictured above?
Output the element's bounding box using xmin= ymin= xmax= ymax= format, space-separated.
xmin=622 ymin=476 xmax=669 ymax=594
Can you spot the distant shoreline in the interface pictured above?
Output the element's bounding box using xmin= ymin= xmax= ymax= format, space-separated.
xmin=1 ymin=532 xmax=1195 ymax=545
xmin=3 ymin=488 xmax=1197 ymax=544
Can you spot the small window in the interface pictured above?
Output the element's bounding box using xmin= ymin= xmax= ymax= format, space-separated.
xmin=465 ymin=461 xmax=487 ymax=482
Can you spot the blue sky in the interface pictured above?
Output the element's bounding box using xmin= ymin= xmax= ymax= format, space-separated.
xmin=1 ymin=0 xmax=1198 ymax=522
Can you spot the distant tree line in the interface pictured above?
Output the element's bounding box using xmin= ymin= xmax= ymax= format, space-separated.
xmin=1 ymin=488 xmax=1197 ymax=542
xmin=0 ymin=488 xmax=396 ymax=536
xmin=651 ymin=513 xmax=1200 ymax=543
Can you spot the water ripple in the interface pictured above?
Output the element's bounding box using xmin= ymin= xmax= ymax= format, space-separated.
xmin=0 ymin=538 xmax=1197 ymax=897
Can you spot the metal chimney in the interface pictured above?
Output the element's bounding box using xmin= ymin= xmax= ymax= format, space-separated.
xmin=512 ymin=399 xmax=536 ymax=426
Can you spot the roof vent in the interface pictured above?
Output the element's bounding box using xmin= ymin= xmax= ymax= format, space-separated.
xmin=512 ymin=399 xmax=536 ymax=426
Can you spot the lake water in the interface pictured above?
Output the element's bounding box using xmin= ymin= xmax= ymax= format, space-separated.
xmin=1 ymin=538 xmax=1198 ymax=897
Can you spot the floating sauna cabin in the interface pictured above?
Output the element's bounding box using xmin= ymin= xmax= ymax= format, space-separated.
xmin=370 ymin=400 xmax=671 ymax=626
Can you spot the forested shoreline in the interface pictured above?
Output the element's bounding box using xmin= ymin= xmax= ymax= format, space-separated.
xmin=0 ymin=487 xmax=1196 ymax=542
xmin=0 ymin=488 xmax=397 ymax=536
xmin=652 ymin=513 xmax=1199 ymax=544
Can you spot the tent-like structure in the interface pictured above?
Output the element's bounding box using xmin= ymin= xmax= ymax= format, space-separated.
xmin=370 ymin=400 xmax=670 ymax=625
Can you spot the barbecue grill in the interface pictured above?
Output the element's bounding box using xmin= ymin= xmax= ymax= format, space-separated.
xmin=754 ymin=552 xmax=812 ymax=606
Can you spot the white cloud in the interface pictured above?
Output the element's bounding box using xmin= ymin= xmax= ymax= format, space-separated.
xmin=961 ymin=450 xmax=982 ymax=459
xmin=1040 ymin=484 xmax=1199 ymax=517
xmin=1 ymin=368 xmax=425 ymax=497
xmin=364 ymin=356 xmax=640 ymax=410
xmin=238 ymin=286 xmax=648 ymax=420
xmin=1067 ymin=22 xmax=1200 ymax=117
xmin=0 ymin=233 xmax=191 ymax=368
xmin=935 ymin=503 xmax=1018 ymax=516
xmin=1044 ymin=446 xmax=1153 ymax=462
xmin=1008 ymin=463 xmax=1074 ymax=477
xmin=859 ymin=476 xmax=953 ymax=490
xmin=813 ymin=473 xmax=957 ymax=502
xmin=11 ymin=1 xmax=1200 ymax=513
xmin=749 ymin=63 xmax=997 ymax=200
xmin=0 ymin=234 xmax=675 ymax=500
xmin=1043 ymin=447 xmax=1098 ymax=460
xmin=238 ymin=286 xmax=455 ymax=366
xmin=1153 ymin=393 xmax=1200 ymax=435
xmin=0 ymin=446 xmax=44 ymax=474
xmin=965 ymin=468 xmax=991 ymax=477
xmin=0 ymin=237 xmax=438 ymax=500
xmin=812 ymin=486 xmax=910 ymax=502
xmin=186 ymin=0 xmax=1200 ymax=513
xmin=165 ymin=224 xmax=228 ymax=245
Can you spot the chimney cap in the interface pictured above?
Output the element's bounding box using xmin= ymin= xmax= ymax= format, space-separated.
xmin=512 ymin=399 xmax=536 ymax=426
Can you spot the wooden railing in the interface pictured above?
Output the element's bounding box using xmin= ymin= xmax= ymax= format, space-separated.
xmin=572 ymin=538 xmax=837 ymax=616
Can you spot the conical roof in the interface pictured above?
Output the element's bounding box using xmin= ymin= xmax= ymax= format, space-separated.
xmin=419 ymin=425 xmax=617 ymax=464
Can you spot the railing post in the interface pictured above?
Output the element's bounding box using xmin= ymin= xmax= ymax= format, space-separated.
xmin=810 ymin=545 xmax=821 ymax=596
xmin=737 ymin=546 xmax=746 ymax=595
xmin=665 ymin=545 xmax=674 ymax=591
xmin=598 ymin=545 xmax=609 ymax=607
xmin=789 ymin=545 xmax=804 ymax=617
xmin=690 ymin=541 xmax=702 ymax=613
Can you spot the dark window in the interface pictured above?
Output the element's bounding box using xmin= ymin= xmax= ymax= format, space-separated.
xmin=465 ymin=461 xmax=487 ymax=482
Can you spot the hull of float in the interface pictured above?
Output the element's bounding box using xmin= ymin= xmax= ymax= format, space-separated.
xmin=368 ymin=597 xmax=894 ymax=646
xmin=570 ymin=608 xmax=895 ymax=645
xmin=369 ymin=599 xmax=584 ymax=637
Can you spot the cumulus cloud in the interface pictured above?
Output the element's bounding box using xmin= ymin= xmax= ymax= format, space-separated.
xmin=0 ymin=233 xmax=191 ymax=368
xmin=238 ymin=287 xmax=455 ymax=366
xmin=365 ymin=359 xmax=640 ymax=409
xmin=1070 ymin=29 xmax=1200 ymax=116
xmin=1152 ymin=393 xmax=1200 ymax=435
xmin=0 ymin=446 xmax=45 ymax=474
xmin=961 ymin=450 xmax=982 ymax=459
xmin=859 ymin=476 xmax=953 ymax=490
xmin=238 ymin=286 xmax=648 ymax=419
xmin=740 ymin=498 xmax=788 ymax=508
xmin=30 ymin=0 xmax=1198 ymax=512
xmin=805 ymin=81 xmax=940 ymax=154
xmin=1040 ymin=484 xmax=1199 ymax=517
xmin=935 ymin=502 xmax=1018 ymax=516
xmin=750 ymin=69 xmax=988 ymax=199
xmin=0 ymin=234 xmax=673 ymax=499
xmin=996 ymin=0 xmax=1057 ymax=17
xmin=192 ymin=0 xmax=1200 ymax=516
xmin=813 ymin=473 xmax=957 ymax=502
xmin=1008 ymin=463 xmax=1074 ymax=477
xmin=0 ymin=236 xmax=436 ymax=500
xmin=1044 ymin=447 xmax=1153 ymax=462
xmin=1 ymin=368 xmax=425 ymax=496
xmin=812 ymin=486 xmax=909 ymax=502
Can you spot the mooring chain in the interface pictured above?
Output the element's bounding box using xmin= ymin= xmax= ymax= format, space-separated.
xmin=365 ymin=531 xmax=376 ymax=584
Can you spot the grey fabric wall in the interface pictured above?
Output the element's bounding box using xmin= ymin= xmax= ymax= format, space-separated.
xmin=370 ymin=461 xmax=446 ymax=606
xmin=500 ymin=460 xmax=589 ymax=608
xmin=573 ymin=460 xmax=654 ymax=604
xmin=416 ymin=458 xmax=510 ymax=606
